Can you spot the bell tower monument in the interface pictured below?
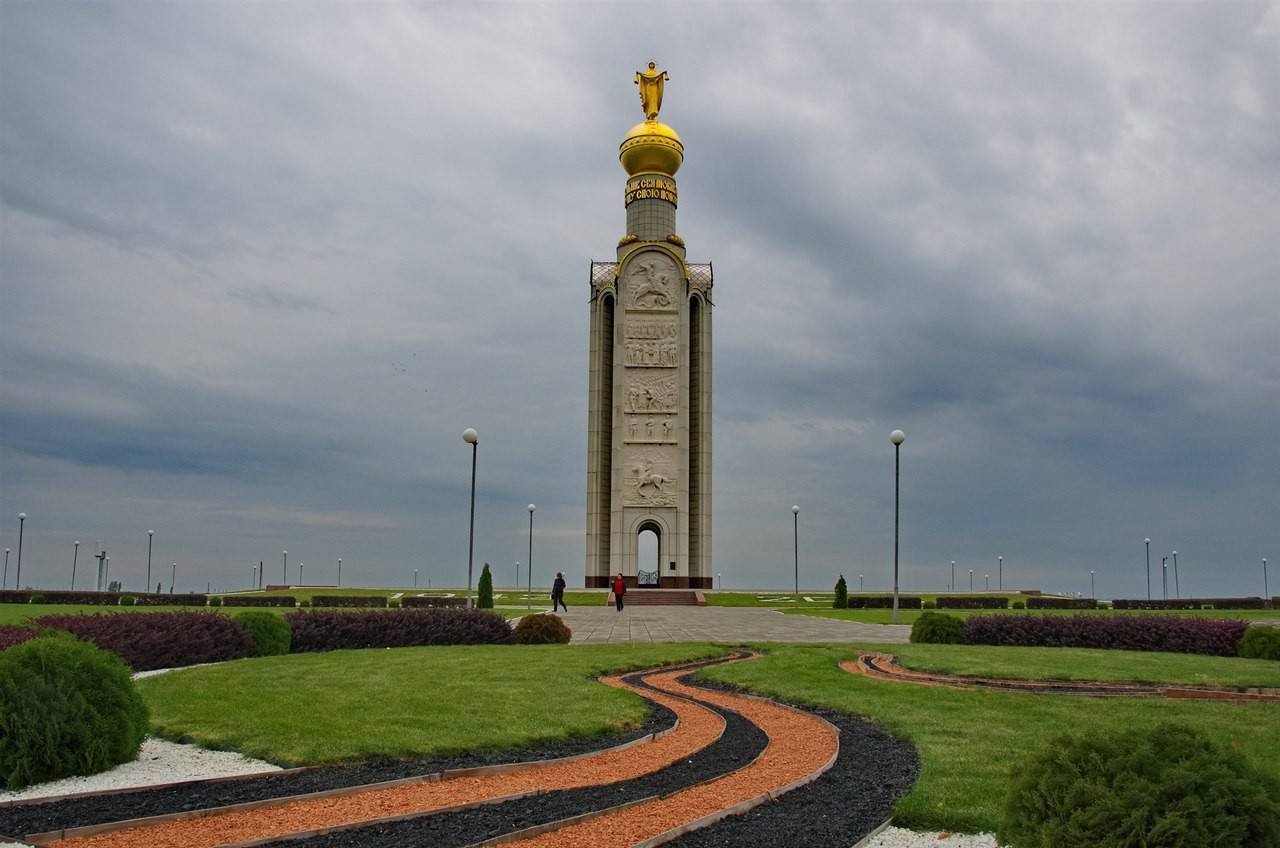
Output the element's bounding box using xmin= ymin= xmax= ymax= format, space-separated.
xmin=586 ymin=63 xmax=713 ymax=589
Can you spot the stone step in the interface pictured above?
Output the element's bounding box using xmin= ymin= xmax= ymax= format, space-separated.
xmin=607 ymin=590 xmax=705 ymax=606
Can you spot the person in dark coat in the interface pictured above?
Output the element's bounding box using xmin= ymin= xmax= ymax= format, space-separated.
xmin=612 ymin=573 xmax=626 ymax=611
xmin=551 ymin=572 xmax=568 ymax=612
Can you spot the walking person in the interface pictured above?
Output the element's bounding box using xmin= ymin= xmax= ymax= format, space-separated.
xmin=552 ymin=572 xmax=568 ymax=613
xmin=612 ymin=573 xmax=626 ymax=611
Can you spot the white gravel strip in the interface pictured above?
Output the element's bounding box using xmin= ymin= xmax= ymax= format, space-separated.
xmin=863 ymin=826 xmax=1000 ymax=847
xmin=0 ymin=738 xmax=280 ymax=804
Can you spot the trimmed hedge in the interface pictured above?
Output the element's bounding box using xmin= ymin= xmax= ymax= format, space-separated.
xmin=0 ymin=634 xmax=149 ymax=789
xmin=964 ymin=614 xmax=1248 ymax=656
xmin=937 ymin=596 xmax=1009 ymax=610
xmin=1001 ymin=723 xmax=1280 ymax=847
xmin=0 ymin=626 xmax=37 ymax=652
xmin=1113 ymin=597 xmax=1272 ymax=611
xmin=235 ymin=612 xmax=292 ymax=656
xmin=1027 ymin=597 xmax=1099 ymax=610
xmin=513 ymin=613 xmax=572 ymax=644
xmin=846 ymin=595 xmax=923 ymax=609
xmin=401 ymin=596 xmax=467 ymax=609
xmin=910 ymin=612 xmax=964 ymax=644
xmin=311 ymin=595 xmax=388 ymax=608
xmin=135 ymin=593 xmax=207 ymax=606
xmin=0 ymin=590 xmax=207 ymax=606
xmin=222 ymin=595 xmax=297 ymax=607
xmin=1238 ymin=627 xmax=1280 ymax=661
xmin=285 ymin=608 xmax=513 ymax=652
xmin=33 ymin=611 xmax=254 ymax=671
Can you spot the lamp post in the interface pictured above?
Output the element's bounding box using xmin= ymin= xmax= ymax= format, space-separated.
xmin=985 ymin=573 xmax=989 ymax=592
xmin=1144 ymin=538 xmax=1151 ymax=600
xmin=72 ymin=541 xmax=80 ymax=589
xmin=15 ymin=513 xmax=26 ymax=589
xmin=170 ymin=562 xmax=176 ymax=594
xmin=998 ymin=556 xmax=1003 ymax=591
xmin=282 ymin=550 xmax=288 ymax=585
xmin=2 ymin=548 xmax=8 ymax=589
xmin=337 ymin=558 xmax=342 ymax=587
xmin=527 ymin=504 xmax=536 ymax=612
xmin=859 ymin=574 xmax=864 ymax=592
xmin=717 ymin=572 xmax=722 ymax=589
xmin=1161 ymin=556 xmax=1168 ymax=599
xmin=94 ymin=547 xmax=105 ymax=592
xmin=515 ymin=561 xmax=520 ymax=588
xmin=1172 ymin=550 xmax=1179 ymax=599
xmin=146 ymin=530 xmax=154 ymax=596
xmin=463 ymin=428 xmax=479 ymax=610
xmin=104 ymin=556 xmax=110 ymax=587
xmin=299 ymin=562 xmax=304 ymax=584
xmin=950 ymin=561 xmax=956 ymax=593
xmin=1263 ymin=558 xmax=1268 ymax=598
xmin=251 ymin=563 xmax=257 ymax=589
xmin=791 ymin=505 xmax=800 ymax=598
xmin=969 ymin=569 xmax=974 ymax=592
xmin=1090 ymin=570 xmax=1096 ymax=599
xmin=890 ymin=429 xmax=905 ymax=624
xmin=414 ymin=568 xmax=418 ymax=588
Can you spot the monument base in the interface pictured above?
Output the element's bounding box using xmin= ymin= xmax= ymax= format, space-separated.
xmin=585 ymin=575 xmax=712 ymax=589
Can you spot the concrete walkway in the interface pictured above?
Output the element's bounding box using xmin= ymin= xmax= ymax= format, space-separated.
xmin=553 ymin=605 xmax=910 ymax=645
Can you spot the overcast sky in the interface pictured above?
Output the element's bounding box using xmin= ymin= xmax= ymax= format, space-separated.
xmin=2 ymin=2 xmax=1277 ymax=598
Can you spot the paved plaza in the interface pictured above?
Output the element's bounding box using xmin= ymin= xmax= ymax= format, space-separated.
xmin=548 ymin=605 xmax=911 ymax=645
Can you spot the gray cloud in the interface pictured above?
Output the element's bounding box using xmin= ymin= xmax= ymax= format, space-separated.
xmin=2 ymin=2 xmax=1276 ymax=597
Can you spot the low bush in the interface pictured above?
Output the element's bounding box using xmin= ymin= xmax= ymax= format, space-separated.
xmin=235 ymin=612 xmax=291 ymax=657
xmin=1204 ymin=597 xmax=1273 ymax=610
xmin=910 ymin=611 xmax=964 ymax=644
xmin=222 ymin=595 xmax=296 ymax=607
xmin=937 ymin=596 xmax=1009 ymax=610
xmin=0 ymin=591 xmax=33 ymax=604
xmin=922 ymin=599 xmax=937 ymax=610
xmin=1000 ymin=723 xmax=1280 ymax=847
xmin=1011 ymin=600 xmax=1026 ymax=610
xmin=118 ymin=596 xmax=136 ymax=606
xmin=478 ymin=563 xmax=494 ymax=609
xmin=1112 ymin=598 xmax=1202 ymax=610
xmin=847 ymin=595 xmax=923 ymax=609
xmin=33 ymin=611 xmax=254 ymax=671
xmin=311 ymin=595 xmax=388 ymax=608
xmin=285 ymin=608 xmax=512 ymax=652
xmin=27 ymin=594 xmax=47 ymax=604
xmin=401 ymin=596 xmax=466 ymax=609
xmin=0 ymin=634 xmax=148 ymax=789
xmin=833 ymin=575 xmax=848 ymax=609
xmin=963 ymin=614 xmax=1248 ymax=656
xmin=136 ymin=593 xmax=207 ymax=606
xmin=208 ymin=596 xmax=223 ymax=607
xmin=0 ymin=626 xmax=37 ymax=652
xmin=1237 ymin=627 xmax=1280 ymax=661
xmin=513 ymin=613 xmax=572 ymax=644
xmin=1026 ymin=596 xmax=1097 ymax=610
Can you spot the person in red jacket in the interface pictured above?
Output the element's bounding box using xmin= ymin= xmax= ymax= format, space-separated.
xmin=612 ymin=573 xmax=626 ymax=611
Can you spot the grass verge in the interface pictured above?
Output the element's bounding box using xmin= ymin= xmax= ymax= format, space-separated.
xmin=138 ymin=642 xmax=728 ymax=765
xmin=695 ymin=644 xmax=1280 ymax=834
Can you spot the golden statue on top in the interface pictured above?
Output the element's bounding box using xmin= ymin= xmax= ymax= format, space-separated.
xmin=635 ymin=62 xmax=668 ymax=120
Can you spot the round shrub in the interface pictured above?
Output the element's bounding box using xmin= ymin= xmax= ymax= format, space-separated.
xmin=0 ymin=634 xmax=148 ymax=789
xmin=1012 ymin=600 xmax=1026 ymax=610
xmin=922 ymin=600 xmax=937 ymax=610
xmin=27 ymin=594 xmax=46 ymax=605
xmin=513 ymin=613 xmax=572 ymax=645
xmin=208 ymin=596 xmax=223 ymax=608
xmin=235 ymin=612 xmax=291 ymax=657
xmin=1001 ymin=723 xmax=1280 ymax=848
xmin=910 ymin=611 xmax=964 ymax=644
xmin=119 ymin=596 xmax=136 ymax=606
xmin=1238 ymin=627 xmax=1280 ymax=661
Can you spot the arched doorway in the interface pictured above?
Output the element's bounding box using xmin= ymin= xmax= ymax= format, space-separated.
xmin=636 ymin=521 xmax=661 ymax=586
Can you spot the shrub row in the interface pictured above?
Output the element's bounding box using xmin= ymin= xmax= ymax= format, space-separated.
xmin=1112 ymin=597 xmax=1273 ymax=610
xmin=401 ymin=595 xmax=467 ymax=608
xmin=0 ymin=625 xmax=37 ymax=652
xmin=844 ymin=595 xmax=923 ymax=609
xmin=936 ymin=596 xmax=1009 ymax=609
xmin=311 ymin=595 xmax=387 ymax=608
xmin=31 ymin=612 xmax=255 ymax=671
xmin=0 ymin=590 xmax=208 ymax=606
xmin=964 ymin=614 xmax=1248 ymax=656
xmin=1026 ymin=597 xmax=1099 ymax=610
xmin=221 ymin=595 xmax=297 ymax=607
xmin=285 ymin=608 xmax=513 ymax=652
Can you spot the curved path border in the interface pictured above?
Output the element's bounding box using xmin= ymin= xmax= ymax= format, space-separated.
xmin=844 ymin=653 xmax=1280 ymax=702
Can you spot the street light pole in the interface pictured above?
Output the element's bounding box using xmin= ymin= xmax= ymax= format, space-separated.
xmin=1090 ymin=570 xmax=1096 ymax=599
xmin=985 ymin=573 xmax=989 ymax=592
xmin=414 ymin=568 xmax=418 ymax=588
xmin=951 ymin=561 xmax=956 ymax=593
xmin=338 ymin=558 xmax=342 ymax=587
xmin=891 ymin=429 xmax=905 ymax=624
xmin=1161 ymin=556 xmax=1168 ymax=599
xmin=791 ymin=505 xmax=800 ymax=598
xmin=1172 ymin=550 xmax=1179 ymax=599
xmin=170 ymin=562 xmax=176 ymax=594
xmin=2 ymin=549 xmax=8 ymax=589
xmin=859 ymin=574 xmax=863 ymax=592
xmin=146 ymin=530 xmax=154 ymax=595
xmin=527 ymin=504 xmax=536 ymax=612
xmin=969 ymin=569 xmax=974 ymax=592
xmin=998 ymin=556 xmax=1003 ymax=591
xmin=299 ymin=562 xmax=304 ymax=584
xmin=1144 ymin=538 xmax=1151 ymax=600
xmin=282 ymin=551 xmax=288 ymax=585
xmin=463 ymin=428 xmax=479 ymax=610
xmin=72 ymin=541 xmax=80 ymax=589
xmin=1263 ymin=558 xmax=1268 ymax=598
xmin=15 ymin=513 xmax=26 ymax=589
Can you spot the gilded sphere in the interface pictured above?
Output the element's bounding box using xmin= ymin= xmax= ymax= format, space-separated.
xmin=620 ymin=120 xmax=684 ymax=177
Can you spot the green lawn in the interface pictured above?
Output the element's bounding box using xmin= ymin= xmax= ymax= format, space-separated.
xmin=880 ymin=642 xmax=1280 ymax=689
xmin=696 ymin=644 xmax=1280 ymax=833
xmin=138 ymin=643 xmax=727 ymax=765
xmin=790 ymin=607 xmax=1279 ymax=624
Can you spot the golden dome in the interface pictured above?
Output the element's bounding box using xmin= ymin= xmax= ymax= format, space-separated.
xmin=620 ymin=119 xmax=683 ymax=177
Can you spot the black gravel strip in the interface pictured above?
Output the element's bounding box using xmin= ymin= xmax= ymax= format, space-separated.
xmin=254 ymin=678 xmax=767 ymax=847
xmin=0 ymin=702 xmax=676 ymax=837
xmin=663 ymin=679 xmax=920 ymax=848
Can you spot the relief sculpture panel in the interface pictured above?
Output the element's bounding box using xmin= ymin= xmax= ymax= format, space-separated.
xmin=624 ymin=254 xmax=679 ymax=310
xmin=624 ymin=373 xmax=678 ymax=414
xmin=624 ymin=415 xmax=677 ymax=444
xmin=622 ymin=447 xmax=678 ymax=507
xmin=623 ymin=339 xmax=678 ymax=367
